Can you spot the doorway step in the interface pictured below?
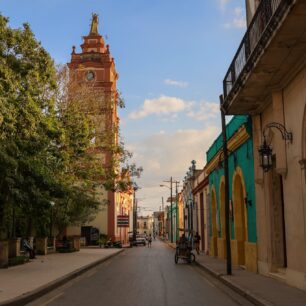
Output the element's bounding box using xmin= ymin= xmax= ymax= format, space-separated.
xmin=269 ymin=268 xmax=286 ymax=283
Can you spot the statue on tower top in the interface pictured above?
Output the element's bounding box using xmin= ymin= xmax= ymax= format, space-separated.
xmin=89 ymin=13 xmax=99 ymax=35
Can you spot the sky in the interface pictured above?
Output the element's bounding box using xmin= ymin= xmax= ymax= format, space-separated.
xmin=0 ymin=0 xmax=246 ymax=215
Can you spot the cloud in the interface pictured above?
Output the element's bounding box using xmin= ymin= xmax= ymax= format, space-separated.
xmin=164 ymin=79 xmax=188 ymax=88
xmin=128 ymin=95 xmax=192 ymax=120
xmin=187 ymin=101 xmax=220 ymax=121
xmin=130 ymin=126 xmax=221 ymax=214
xmin=218 ymin=0 xmax=230 ymax=11
xmin=224 ymin=6 xmax=246 ymax=29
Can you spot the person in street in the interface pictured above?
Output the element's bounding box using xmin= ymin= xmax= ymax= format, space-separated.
xmin=194 ymin=232 xmax=201 ymax=255
xmin=148 ymin=234 xmax=152 ymax=247
xmin=179 ymin=233 xmax=187 ymax=244
xmin=188 ymin=232 xmax=194 ymax=250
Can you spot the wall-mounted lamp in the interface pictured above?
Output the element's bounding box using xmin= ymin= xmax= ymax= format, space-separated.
xmin=258 ymin=122 xmax=293 ymax=172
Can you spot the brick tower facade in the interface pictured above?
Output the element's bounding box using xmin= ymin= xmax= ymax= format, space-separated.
xmin=68 ymin=14 xmax=119 ymax=239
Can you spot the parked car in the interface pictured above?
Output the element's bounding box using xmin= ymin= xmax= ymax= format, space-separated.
xmin=133 ymin=237 xmax=146 ymax=246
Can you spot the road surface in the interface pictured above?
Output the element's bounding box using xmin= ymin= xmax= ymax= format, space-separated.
xmin=28 ymin=239 xmax=252 ymax=306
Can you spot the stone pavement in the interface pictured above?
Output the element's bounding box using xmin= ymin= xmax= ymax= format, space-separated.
xmin=165 ymin=240 xmax=306 ymax=306
xmin=0 ymin=248 xmax=123 ymax=306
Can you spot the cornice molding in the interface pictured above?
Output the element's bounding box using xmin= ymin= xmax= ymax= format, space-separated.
xmin=205 ymin=125 xmax=250 ymax=175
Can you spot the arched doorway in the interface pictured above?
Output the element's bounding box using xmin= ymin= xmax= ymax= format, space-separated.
xmin=233 ymin=170 xmax=247 ymax=265
xmin=220 ymin=180 xmax=226 ymax=239
xmin=211 ymin=188 xmax=218 ymax=257
xmin=217 ymin=179 xmax=226 ymax=259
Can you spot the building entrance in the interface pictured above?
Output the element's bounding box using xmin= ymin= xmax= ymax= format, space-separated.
xmin=211 ymin=189 xmax=218 ymax=256
xmin=220 ymin=181 xmax=225 ymax=239
xmin=270 ymin=156 xmax=287 ymax=269
xmin=233 ymin=173 xmax=247 ymax=265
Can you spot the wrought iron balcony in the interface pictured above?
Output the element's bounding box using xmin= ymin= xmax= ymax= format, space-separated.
xmin=222 ymin=0 xmax=294 ymax=108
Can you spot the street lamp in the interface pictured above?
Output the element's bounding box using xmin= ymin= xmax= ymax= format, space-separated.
xmin=258 ymin=122 xmax=293 ymax=172
xmin=160 ymin=179 xmax=173 ymax=243
xmin=160 ymin=178 xmax=179 ymax=243
xmin=132 ymin=185 xmax=138 ymax=245
xmin=258 ymin=137 xmax=273 ymax=172
xmin=220 ymin=94 xmax=232 ymax=276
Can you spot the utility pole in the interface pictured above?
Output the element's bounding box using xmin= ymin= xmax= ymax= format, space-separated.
xmin=161 ymin=179 xmax=179 ymax=243
xmin=132 ymin=186 xmax=138 ymax=244
xmin=170 ymin=176 xmax=173 ymax=243
xmin=220 ymin=94 xmax=232 ymax=275
xmin=161 ymin=197 xmax=164 ymax=238
xmin=175 ymin=181 xmax=179 ymax=241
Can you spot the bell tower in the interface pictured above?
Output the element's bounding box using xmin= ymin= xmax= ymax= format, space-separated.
xmin=68 ymin=14 xmax=119 ymax=238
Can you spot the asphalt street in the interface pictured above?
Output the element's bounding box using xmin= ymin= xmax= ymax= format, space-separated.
xmin=28 ymin=240 xmax=253 ymax=306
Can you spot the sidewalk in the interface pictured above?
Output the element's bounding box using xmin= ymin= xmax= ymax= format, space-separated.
xmin=165 ymin=241 xmax=306 ymax=306
xmin=0 ymin=248 xmax=123 ymax=306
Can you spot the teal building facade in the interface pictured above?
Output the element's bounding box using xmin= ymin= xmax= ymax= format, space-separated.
xmin=206 ymin=115 xmax=257 ymax=272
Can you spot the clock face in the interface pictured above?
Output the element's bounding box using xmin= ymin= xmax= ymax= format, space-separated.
xmin=86 ymin=70 xmax=95 ymax=81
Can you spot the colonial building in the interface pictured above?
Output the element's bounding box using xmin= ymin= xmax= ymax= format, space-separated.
xmin=177 ymin=192 xmax=185 ymax=239
xmin=166 ymin=196 xmax=178 ymax=242
xmin=67 ymin=14 xmax=120 ymax=240
xmin=206 ymin=116 xmax=257 ymax=272
xmin=158 ymin=211 xmax=165 ymax=237
xmin=182 ymin=161 xmax=200 ymax=238
xmin=115 ymin=184 xmax=134 ymax=244
xmin=222 ymin=0 xmax=306 ymax=289
xmin=153 ymin=211 xmax=164 ymax=236
xmin=192 ymin=168 xmax=210 ymax=254
xmin=137 ymin=216 xmax=153 ymax=235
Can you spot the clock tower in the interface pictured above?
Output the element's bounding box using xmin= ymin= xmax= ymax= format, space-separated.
xmin=68 ymin=14 xmax=119 ymax=239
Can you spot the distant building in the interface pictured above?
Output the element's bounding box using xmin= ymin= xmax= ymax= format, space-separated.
xmin=192 ymin=168 xmax=209 ymax=254
xmin=137 ymin=216 xmax=153 ymax=235
xmin=115 ymin=177 xmax=134 ymax=244
xmin=177 ymin=192 xmax=184 ymax=238
xmin=153 ymin=211 xmax=164 ymax=236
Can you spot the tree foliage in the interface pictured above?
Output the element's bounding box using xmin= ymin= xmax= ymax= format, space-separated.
xmin=0 ymin=15 xmax=141 ymax=239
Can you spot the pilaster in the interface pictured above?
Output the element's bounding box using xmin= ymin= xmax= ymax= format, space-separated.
xmin=272 ymin=91 xmax=287 ymax=176
xmin=252 ymin=115 xmax=263 ymax=185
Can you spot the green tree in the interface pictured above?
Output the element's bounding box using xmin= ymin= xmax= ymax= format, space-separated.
xmin=0 ymin=15 xmax=141 ymax=239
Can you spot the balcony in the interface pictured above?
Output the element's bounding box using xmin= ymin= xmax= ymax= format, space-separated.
xmin=222 ymin=0 xmax=306 ymax=114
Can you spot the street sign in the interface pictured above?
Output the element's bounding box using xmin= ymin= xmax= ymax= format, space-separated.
xmin=117 ymin=215 xmax=129 ymax=227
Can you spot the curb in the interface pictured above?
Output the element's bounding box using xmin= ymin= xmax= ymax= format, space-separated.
xmin=0 ymin=249 xmax=124 ymax=306
xmin=194 ymin=261 xmax=272 ymax=306
xmin=163 ymin=240 xmax=272 ymax=306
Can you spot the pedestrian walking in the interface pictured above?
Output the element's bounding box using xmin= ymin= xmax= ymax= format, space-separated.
xmin=148 ymin=234 xmax=152 ymax=247
xmin=194 ymin=232 xmax=201 ymax=255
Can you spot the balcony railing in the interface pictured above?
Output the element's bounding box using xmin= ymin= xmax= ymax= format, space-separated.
xmin=223 ymin=0 xmax=293 ymax=104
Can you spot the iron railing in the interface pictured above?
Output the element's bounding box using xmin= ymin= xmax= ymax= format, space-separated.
xmin=223 ymin=0 xmax=293 ymax=104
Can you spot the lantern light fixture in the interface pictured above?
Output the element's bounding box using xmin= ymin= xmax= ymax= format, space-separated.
xmin=258 ymin=122 xmax=293 ymax=172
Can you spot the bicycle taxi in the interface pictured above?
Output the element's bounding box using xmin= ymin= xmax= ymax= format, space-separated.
xmin=174 ymin=238 xmax=195 ymax=264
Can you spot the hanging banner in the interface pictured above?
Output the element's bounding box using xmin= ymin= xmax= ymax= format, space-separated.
xmin=117 ymin=215 xmax=129 ymax=227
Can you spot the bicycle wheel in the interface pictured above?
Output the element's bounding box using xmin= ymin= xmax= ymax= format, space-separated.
xmin=175 ymin=253 xmax=178 ymax=264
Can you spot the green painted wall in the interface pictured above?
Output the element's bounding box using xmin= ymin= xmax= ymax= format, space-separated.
xmin=207 ymin=116 xmax=257 ymax=243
